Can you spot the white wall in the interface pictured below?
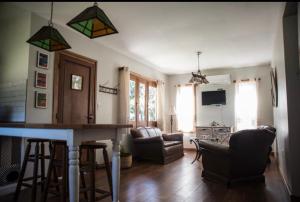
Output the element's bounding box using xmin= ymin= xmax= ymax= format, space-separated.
xmin=25 ymin=13 xmax=166 ymax=124
xmin=196 ymin=84 xmax=234 ymax=127
xmin=272 ymin=2 xmax=300 ymax=198
xmin=0 ymin=3 xmax=31 ymax=122
xmin=166 ymin=65 xmax=274 ymax=148
xmin=0 ymin=3 xmax=30 ymax=84
xmin=24 ymin=11 xmax=167 ymax=162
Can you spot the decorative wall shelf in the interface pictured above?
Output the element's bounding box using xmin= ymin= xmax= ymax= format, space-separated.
xmin=99 ymin=85 xmax=118 ymax=95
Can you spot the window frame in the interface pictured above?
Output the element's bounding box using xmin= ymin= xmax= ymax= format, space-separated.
xmin=129 ymin=73 xmax=157 ymax=128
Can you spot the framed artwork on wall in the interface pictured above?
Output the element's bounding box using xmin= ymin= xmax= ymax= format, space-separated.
xmin=35 ymin=71 xmax=47 ymax=89
xmin=35 ymin=91 xmax=47 ymax=108
xmin=270 ymin=67 xmax=278 ymax=107
xmin=36 ymin=51 xmax=49 ymax=69
xmin=71 ymin=74 xmax=83 ymax=90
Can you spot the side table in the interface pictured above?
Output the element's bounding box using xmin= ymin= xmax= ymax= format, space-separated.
xmin=189 ymin=138 xmax=201 ymax=164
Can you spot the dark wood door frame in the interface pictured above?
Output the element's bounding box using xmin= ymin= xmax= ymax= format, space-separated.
xmin=52 ymin=50 xmax=97 ymax=124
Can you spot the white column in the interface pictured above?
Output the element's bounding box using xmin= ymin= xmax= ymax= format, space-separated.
xmin=111 ymin=129 xmax=122 ymax=202
xmin=68 ymin=145 xmax=80 ymax=202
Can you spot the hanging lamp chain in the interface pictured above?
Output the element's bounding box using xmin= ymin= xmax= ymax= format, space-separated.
xmin=94 ymin=2 xmax=98 ymax=6
xmin=48 ymin=2 xmax=54 ymax=26
xmin=197 ymin=51 xmax=202 ymax=74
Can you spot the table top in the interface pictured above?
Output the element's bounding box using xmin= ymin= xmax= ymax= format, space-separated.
xmin=0 ymin=122 xmax=133 ymax=129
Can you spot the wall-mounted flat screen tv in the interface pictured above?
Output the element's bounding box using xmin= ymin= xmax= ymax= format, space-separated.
xmin=202 ymin=90 xmax=226 ymax=105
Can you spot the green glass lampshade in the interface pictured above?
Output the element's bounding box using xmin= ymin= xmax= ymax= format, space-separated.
xmin=27 ymin=25 xmax=71 ymax=52
xmin=67 ymin=4 xmax=118 ymax=39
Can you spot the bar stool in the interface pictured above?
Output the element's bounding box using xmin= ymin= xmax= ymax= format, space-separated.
xmin=43 ymin=141 xmax=112 ymax=202
xmin=42 ymin=140 xmax=68 ymax=202
xmin=80 ymin=142 xmax=112 ymax=202
xmin=14 ymin=138 xmax=51 ymax=202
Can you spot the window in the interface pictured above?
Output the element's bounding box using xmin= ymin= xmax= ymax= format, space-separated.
xmin=235 ymin=81 xmax=257 ymax=131
xmin=129 ymin=73 xmax=157 ymax=127
xmin=176 ymin=85 xmax=195 ymax=132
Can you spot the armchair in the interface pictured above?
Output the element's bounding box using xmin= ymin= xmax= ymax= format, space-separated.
xmin=130 ymin=127 xmax=184 ymax=164
xmin=198 ymin=128 xmax=276 ymax=185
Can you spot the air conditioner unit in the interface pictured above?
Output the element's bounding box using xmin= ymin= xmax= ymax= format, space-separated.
xmin=206 ymin=74 xmax=231 ymax=84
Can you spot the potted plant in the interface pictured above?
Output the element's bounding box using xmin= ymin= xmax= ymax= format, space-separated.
xmin=120 ymin=145 xmax=132 ymax=169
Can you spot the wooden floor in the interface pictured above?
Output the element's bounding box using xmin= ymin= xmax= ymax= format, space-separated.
xmin=0 ymin=150 xmax=289 ymax=202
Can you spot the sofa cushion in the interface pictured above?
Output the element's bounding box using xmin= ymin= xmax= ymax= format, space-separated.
xmin=163 ymin=144 xmax=183 ymax=156
xmin=138 ymin=127 xmax=150 ymax=138
xmin=154 ymin=128 xmax=162 ymax=136
xmin=131 ymin=127 xmax=149 ymax=138
xmin=257 ymin=125 xmax=276 ymax=134
xmin=130 ymin=129 xmax=143 ymax=138
xmin=163 ymin=141 xmax=182 ymax=147
xmin=146 ymin=127 xmax=158 ymax=137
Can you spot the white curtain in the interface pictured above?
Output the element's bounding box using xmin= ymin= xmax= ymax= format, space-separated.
xmin=157 ymin=80 xmax=166 ymax=131
xmin=118 ymin=67 xmax=130 ymax=124
xmin=176 ymin=85 xmax=195 ymax=132
xmin=235 ymin=80 xmax=258 ymax=131
xmin=118 ymin=67 xmax=130 ymax=153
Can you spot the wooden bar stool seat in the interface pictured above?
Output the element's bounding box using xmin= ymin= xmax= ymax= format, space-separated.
xmin=14 ymin=138 xmax=51 ymax=202
xmin=80 ymin=141 xmax=112 ymax=202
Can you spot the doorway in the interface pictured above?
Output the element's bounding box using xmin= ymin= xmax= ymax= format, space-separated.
xmin=53 ymin=51 xmax=97 ymax=124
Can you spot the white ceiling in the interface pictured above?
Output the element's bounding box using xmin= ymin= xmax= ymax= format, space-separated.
xmin=14 ymin=2 xmax=283 ymax=75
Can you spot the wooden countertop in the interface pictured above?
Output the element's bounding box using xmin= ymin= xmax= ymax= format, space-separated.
xmin=0 ymin=123 xmax=133 ymax=129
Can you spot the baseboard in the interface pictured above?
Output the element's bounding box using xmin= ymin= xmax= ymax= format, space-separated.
xmin=184 ymin=148 xmax=196 ymax=151
xmin=276 ymin=163 xmax=300 ymax=201
xmin=278 ymin=166 xmax=292 ymax=195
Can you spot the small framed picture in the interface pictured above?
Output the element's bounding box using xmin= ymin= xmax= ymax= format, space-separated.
xmin=35 ymin=71 xmax=47 ymax=89
xmin=35 ymin=91 xmax=47 ymax=109
xmin=71 ymin=74 xmax=83 ymax=90
xmin=36 ymin=51 xmax=49 ymax=69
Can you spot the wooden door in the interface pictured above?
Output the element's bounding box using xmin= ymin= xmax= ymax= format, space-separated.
xmin=53 ymin=51 xmax=96 ymax=124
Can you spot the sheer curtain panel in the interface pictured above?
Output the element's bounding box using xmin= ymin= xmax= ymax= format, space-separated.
xmin=176 ymin=85 xmax=195 ymax=133
xmin=157 ymin=80 xmax=166 ymax=131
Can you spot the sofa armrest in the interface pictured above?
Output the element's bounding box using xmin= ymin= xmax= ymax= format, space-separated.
xmin=198 ymin=140 xmax=230 ymax=156
xmin=162 ymin=133 xmax=183 ymax=142
xmin=133 ymin=136 xmax=163 ymax=144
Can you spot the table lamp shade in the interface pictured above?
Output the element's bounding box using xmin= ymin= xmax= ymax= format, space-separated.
xmin=169 ymin=105 xmax=176 ymax=116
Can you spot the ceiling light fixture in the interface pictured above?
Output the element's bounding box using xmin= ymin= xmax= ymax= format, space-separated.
xmin=27 ymin=2 xmax=71 ymax=52
xmin=67 ymin=2 xmax=118 ymax=39
xmin=189 ymin=51 xmax=209 ymax=84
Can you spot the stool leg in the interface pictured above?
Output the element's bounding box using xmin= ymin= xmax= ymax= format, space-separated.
xmin=41 ymin=142 xmax=45 ymax=192
xmin=80 ymin=148 xmax=88 ymax=201
xmin=31 ymin=142 xmax=40 ymax=202
xmin=42 ymin=143 xmax=54 ymax=202
xmin=14 ymin=142 xmax=31 ymax=202
xmin=80 ymin=171 xmax=88 ymax=200
xmin=61 ymin=144 xmax=68 ymax=202
xmin=90 ymin=148 xmax=96 ymax=202
xmin=50 ymin=143 xmax=61 ymax=193
xmin=103 ymin=147 xmax=112 ymax=199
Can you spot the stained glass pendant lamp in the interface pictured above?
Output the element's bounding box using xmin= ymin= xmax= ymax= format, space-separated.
xmin=67 ymin=2 xmax=118 ymax=39
xmin=189 ymin=51 xmax=209 ymax=84
xmin=27 ymin=2 xmax=71 ymax=52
